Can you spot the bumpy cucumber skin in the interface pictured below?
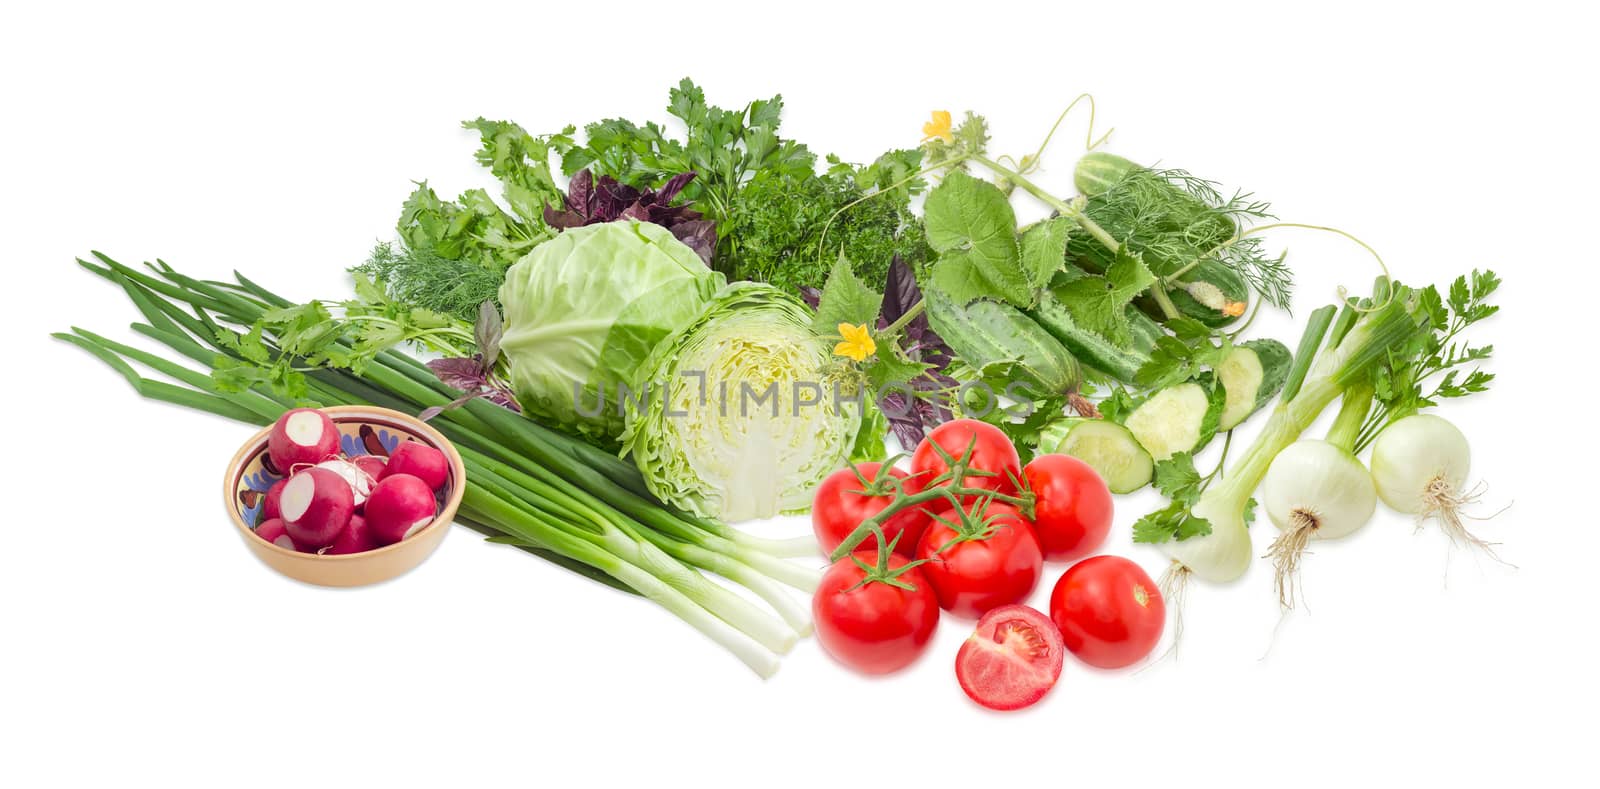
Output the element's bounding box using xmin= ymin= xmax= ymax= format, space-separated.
xmin=1027 ymin=294 xmax=1152 ymax=384
xmin=1071 ymin=153 xmax=1251 ymax=328
xmin=1040 ymin=417 xmax=1154 ymax=494
xmin=926 ymin=290 xmax=1082 ymax=400
xmin=1234 ymin=338 xmax=1292 ymax=423
xmin=1074 ymin=152 xmax=1138 ymax=197
xmin=1151 ymin=260 xmax=1250 ymax=328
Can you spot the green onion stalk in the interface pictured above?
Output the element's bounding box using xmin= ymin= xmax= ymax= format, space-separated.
xmin=56 ymin=253 xmax=821 ymax=678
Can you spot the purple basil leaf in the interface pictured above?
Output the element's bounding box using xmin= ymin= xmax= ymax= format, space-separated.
xmin=798 ymin=285 xmax=822 ymax=310
xmin=475 ymin=301 xmax=504 ymax=367
xmin=567 ymin=169 xmax=594 ymax=213
xmin=656 ymin=171 xmax=697 ymax=203
xmin=427 ymin=356 xmax=490 ymax=392
xmin=672 ymin=219 xmax=717 ymax=265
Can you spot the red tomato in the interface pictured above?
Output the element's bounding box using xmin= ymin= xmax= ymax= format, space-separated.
xmin=955 ymin=604 xmax=1065 ymax=711
xmin=909 ymin=419 xmax=1021 ymax=502
xmin=811 ymin=463 xmax=928 ymax=558
xmin=813 ymin=552 xmax=940 ymax=675
xmin=1023 ymin=454 xmax=1114 ymax=562
xmin=1049 ymin=556 xmax=1166 ymax=669
xmin=916 ymin=501 xmax=1043 ymax=619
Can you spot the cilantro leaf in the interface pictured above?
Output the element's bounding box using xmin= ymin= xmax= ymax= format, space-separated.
xmin=1132 ymin=501 xmax=1213 ymax=544
xmin=1152 ymin=453 xmax=1204 ymax=505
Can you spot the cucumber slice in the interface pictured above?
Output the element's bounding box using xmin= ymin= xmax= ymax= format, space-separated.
xmin=1122 ymin=382 xmax=1216 ymax=461
xmin=1217 ymin=339 xmax=1293 ymax=430
xmin=1042 ymin=418 xmax=1153 ymax=494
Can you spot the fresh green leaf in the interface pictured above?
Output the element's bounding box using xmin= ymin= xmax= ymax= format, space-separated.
xmin=1132 ymin=501 xmax=1213 ymax=544
xmin=1053 ymin=246 xmax=1156 ymax=345
xmin=1152 ymin=453 xmax=1204 ymax=505
xmin=812 ymin=252 xmax=883 ymax=334
xmin=924 ymin=171 xmax=1029 ymax=306
xmin=1019 ymin=217 xmax=1072 ymax=293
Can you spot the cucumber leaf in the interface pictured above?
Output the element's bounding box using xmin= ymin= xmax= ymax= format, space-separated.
xmin=1019 ymin=217 xmax=1072 ymax=293
xmin=811 ymin=252 xmax=882 ymax=334
xmin=1050 ymin=246 xmax=1156 ymax=346
xmin=925 ymin=172 xmax=1030 ymax=306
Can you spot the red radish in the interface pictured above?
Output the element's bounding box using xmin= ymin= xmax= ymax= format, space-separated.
xmin=325 ymin=514 xmax=379 ymax=555
xmin=254 ymin=518 xmax=300 ymax=551
xmin=365 ymin=474 xmax=437 ymax=545
xmin=267 ymin=409 xmax=340 ymax=472
xmin=382 ymin=442 xmax=449 ymax=491
xmin=279 ymin=467 xmax=355 ymax=548
xmin=351 ymin=454 xmax=386 ymax=482
xmin=314 ymin=458 xmax=374 ymax=506
xmin=261 ymin=478 xmax=289 ymax=522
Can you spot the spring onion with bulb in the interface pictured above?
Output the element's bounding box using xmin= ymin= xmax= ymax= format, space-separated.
xmin=56 ymin=254 xmax=821 ymax=678
xmin=1135 ymin=278 xmax=1428 ymax=585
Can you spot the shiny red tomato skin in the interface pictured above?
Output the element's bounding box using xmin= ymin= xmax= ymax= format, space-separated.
xmin=1023 ymin=454 xmax=1114 ymax=562
xmin=909 ymin=419 xmax=1022 ymax=502
xmin=915 ymin=501 xmax=1043 ymax=619
xmin=811 ymin=463 xmax=928 ymax=558
xmin=1049 ymin=556 xmax=1166 ymax=669
xmin=813 ymin=553 xmax=941 ymax=675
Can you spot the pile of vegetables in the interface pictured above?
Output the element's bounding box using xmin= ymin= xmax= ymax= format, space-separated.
xmin=809 ymin=419 xmax=1163 ymax=710
xmin=56 ymin=79 xmax=1505 ymax=692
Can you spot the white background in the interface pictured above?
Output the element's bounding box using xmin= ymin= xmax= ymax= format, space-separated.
xmin=3 ymin=2 xmax=1593 ymax=786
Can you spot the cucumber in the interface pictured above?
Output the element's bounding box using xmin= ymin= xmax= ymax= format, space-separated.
xmin=1027 ymin=294 xmax=1152 ymax=384
xmin=1150 ymin=260 xmax=1250 ymax=328
xmin=1039 ymin=417 xmax=1153 ymax=494
xmin=1118 ymin=378 xmax=1224 ymax=461
xmin=1070 ymin=152 xmax=1252 ymax=327
xmin=926 ymin=289 xmax=1082 ymax=400
xmin=1216 ymin=338 xmax=1293 ymax=430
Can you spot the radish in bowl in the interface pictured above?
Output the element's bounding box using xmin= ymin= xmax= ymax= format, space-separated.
xmin=254 ymin=518 xmax=300 ymax=551
xmin=314 ymin=458 xmax=375 ymax=507
xmin=326 ymin=514 xmax=379 ymax=555
xmin=365 ymin=474 xmax=438 ymax=545
xmin=280 ymin=467 xmax=356 ymax=549
xmin=383 ymin=442 xmax=449 ymax=492
xmin=350 ymin=454 xmax=386 ymax=483
xmin=261 ymin=478 xmax=289 ymax=522
xmin=267 ymin=409 xmax=340 ymax=472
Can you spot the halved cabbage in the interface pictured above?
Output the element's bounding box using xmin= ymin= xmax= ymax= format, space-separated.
xmin=621 ymin=282 xmax=870 ymax=522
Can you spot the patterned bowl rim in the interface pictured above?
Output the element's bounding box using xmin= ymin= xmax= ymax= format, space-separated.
xmin=222 ymin=405 xmax=466 ymax=560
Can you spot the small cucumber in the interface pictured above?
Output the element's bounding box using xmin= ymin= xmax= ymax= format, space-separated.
xmin=1039 ymin=417 xmax=1153 ymax=494
xmin=1118 ymin=377 xmax=1224 ymax=461
xmin=1151 ymin=260 xmax=1250 ymax=328
xmin=1027 ymin=294 xmax=1152 ymax=384
xmin=925 ymin=290 xmax=1082 ymax=400
xmin=1216 ymin=338 xmax=1293 ymax=430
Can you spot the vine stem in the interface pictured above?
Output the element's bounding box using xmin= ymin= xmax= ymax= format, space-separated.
xmin=969 ymin=154 xmax=1182 ymax=319
xmin=1162 ymin=222 xmax=1391 ymax=301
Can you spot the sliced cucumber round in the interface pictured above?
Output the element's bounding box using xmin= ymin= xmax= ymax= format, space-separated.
xmin=1123 ymin=382 xmax=1212 ymax=461
xmin=1046 ymin=419 xmax=1154 ymax=494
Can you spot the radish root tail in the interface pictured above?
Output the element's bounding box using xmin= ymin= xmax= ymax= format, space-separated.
xmin=1265 ymin=511 xmax=1317 ymax=610
xmin=1419 ymin=477 xmax=1513 ymax=567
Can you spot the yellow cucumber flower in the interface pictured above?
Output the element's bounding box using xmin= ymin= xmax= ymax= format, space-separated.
xmin=833 ymin=323 xmax=876 ymax=362
xmin=922 ymin=110 xmax=953 ymax=142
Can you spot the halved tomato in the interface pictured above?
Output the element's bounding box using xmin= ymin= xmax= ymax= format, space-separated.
xmin=954 ymin=604 xmax=1064 ymax=711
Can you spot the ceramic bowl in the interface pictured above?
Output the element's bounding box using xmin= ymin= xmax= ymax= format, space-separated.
xmin=223 ymin=405 xmax=464 ymax=587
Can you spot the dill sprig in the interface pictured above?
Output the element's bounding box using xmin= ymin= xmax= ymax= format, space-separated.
xmin=352 ymin=242 xmax=506 ymax=322
xmin=1072 ymin=166 xmax=1292 ymax=309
